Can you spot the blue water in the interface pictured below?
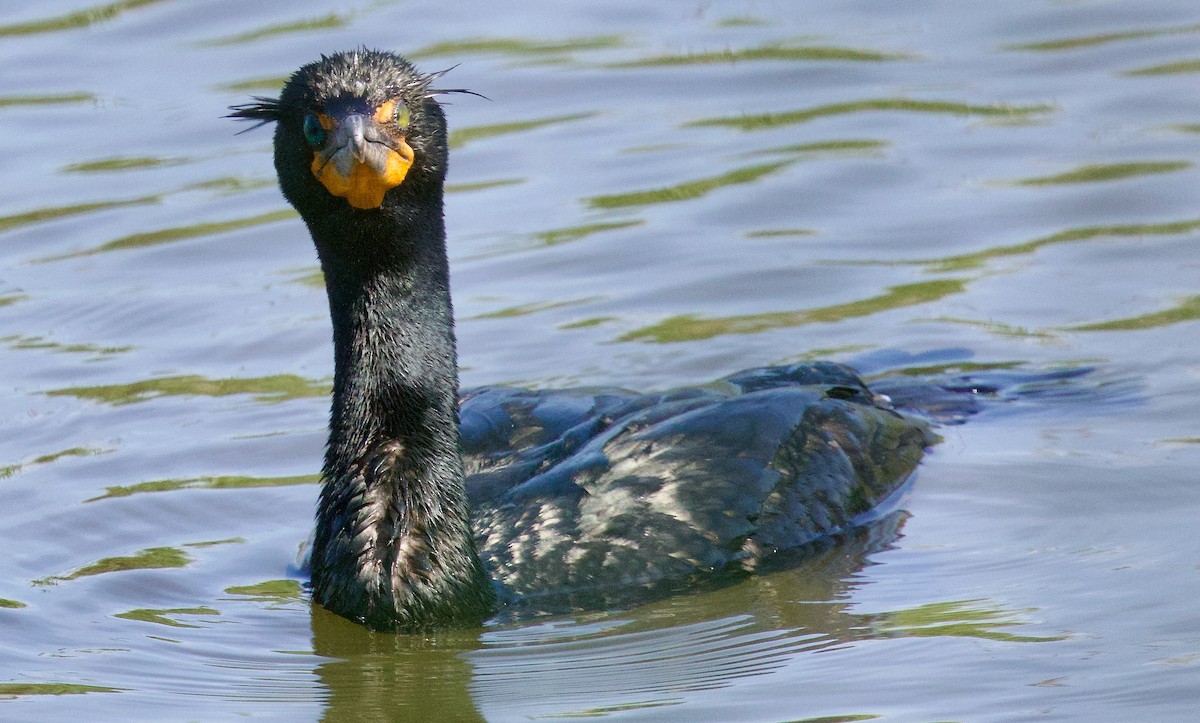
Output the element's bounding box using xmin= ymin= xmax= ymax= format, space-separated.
xmin=2 ymin=1 xmax=1199 ymax=720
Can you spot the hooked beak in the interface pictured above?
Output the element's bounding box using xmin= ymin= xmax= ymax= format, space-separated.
xmin=311 ymin=113 xmax=414 ymax=209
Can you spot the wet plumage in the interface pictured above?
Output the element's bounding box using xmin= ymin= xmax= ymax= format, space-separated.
xmin=231 ymin=49 xmax=933 ymax=631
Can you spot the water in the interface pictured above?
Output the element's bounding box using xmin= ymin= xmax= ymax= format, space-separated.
xmin=2 ymin=1 xmax=1199 ymax=720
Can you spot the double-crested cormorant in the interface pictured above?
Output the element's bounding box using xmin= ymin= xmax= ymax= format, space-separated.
xmin=231 ymin=49 xmax=933 ymax=631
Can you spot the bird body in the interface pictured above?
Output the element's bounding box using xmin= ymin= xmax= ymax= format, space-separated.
xmin=463 ymin=367 xmax=928 ymax=610
xmin=232 ymin=49 xmax=932 ymax=631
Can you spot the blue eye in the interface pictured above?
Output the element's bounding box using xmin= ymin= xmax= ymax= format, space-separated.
xmin=303 ymin=114 xmax=326 ymax=147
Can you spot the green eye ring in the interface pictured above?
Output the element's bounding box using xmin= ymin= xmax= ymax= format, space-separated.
xmin=303 ymin=114 xmax=326 ymax=147
xmin=394 ymin=103 xmax=411 ymax=128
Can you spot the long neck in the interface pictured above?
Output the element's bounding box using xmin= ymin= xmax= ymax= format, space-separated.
xmin=308 ymin=202 xmax=493 ymax=631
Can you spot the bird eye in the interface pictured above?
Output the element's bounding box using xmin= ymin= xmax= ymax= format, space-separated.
xmin=303 ymin=114 xmax=326 ymax=148
xmin=394 ymin=103 xmax=411 ymax=128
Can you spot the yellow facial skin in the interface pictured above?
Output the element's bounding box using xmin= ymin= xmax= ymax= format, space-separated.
xmin=311 ymin=143 xmax=413 ymax=209
xmin=310 ymin=100 xmax=415 ymax=209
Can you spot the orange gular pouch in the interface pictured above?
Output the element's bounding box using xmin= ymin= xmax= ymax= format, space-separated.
xmin=313 ymin=150 xmax=413 ymax=209
xmin=311 ymin=102 xmax=415 ymax=209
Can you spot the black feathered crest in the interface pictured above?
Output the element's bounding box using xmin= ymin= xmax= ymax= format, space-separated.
xmin=227 ymin=97 xmax=286 ymax=132
xmin=226 ymin=52 xmax=486 ymax=133
xmin=422 ymin=65 xmax=489 ymax=101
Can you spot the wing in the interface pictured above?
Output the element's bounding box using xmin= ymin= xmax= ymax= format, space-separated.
xmin=460 ymin=363 xmax=933 ymax=604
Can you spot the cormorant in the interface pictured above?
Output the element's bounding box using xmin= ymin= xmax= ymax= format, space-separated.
xmin=230 ymin=49 xmax=932 ymax=631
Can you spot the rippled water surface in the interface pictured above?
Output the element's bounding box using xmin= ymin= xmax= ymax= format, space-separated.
xmin=2 ymin=1 xmax=1199 ymax=720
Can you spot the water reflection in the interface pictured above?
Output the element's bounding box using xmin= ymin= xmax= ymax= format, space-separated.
xmin=202 ymin=13 xmax=350 ymax=46
xmin=873 ymin=599 xmax=1064 ymax=643
xmin=1124 ymin=58 xmax=1200 ymax=76
xmin=218 ymin=75 xmax=288 ymax=93
xmin=302 ymin=513 xmax=1058 ymax=719
xmin=41 ymin=208 xmax=295 ymax=260
xmin=750 ymin=138 xmax=887 ymax=156
xmin=9 ymin=337 xmax=126 ymax=363
xmin=0 ymin=682 xmax=121 ymax=699
xmin=610 ymin=43 xmax=909 ymax=67
xmin=311 ymin=611 xmax=486 ymax=723
xmin=456 ymin=220 xmax=643 ymax=262
xmin=114 ymin=606 xmax=220 ymax=628
xmin=587 ymin=160 xmax=795 ymax=209
xmin=0 ymin=197 xmax=158 ymax=235
xmin=687 ymin=98 xmax=1053 ymax=131
xmin=466 ymin=514 xmax=1057 ymax=719
xmin=470 ymin=296 xmax=602 ymax=320
xmin=85 ymin=473 xmax=319 ymax=502
xmin=621 ymin=279 xmax=966 ymax=343
xmin=450 ymin=113 xmax=593 ymax=149
xmin=446 ymin=178 xmax=524 ymax=194
xmin=1 ymin=446 xmax=107 ymax=481
xmin=411 ymin=35 xmax=624 ymax=62
xmin=1069 ymin=296 xmax=1200 ymax=332
xmin=0 ymin=92 xmax=95 ymax=107
xmin=309 ymin=518 xmax=911 ymax=721
xmin=1014 ymin=161 xmax=1190 ymax=186
xmin=225 ymin=578 xmax=303 ymax=600
xmin=35 ymin=545 xmax=192 ymax=585
xmin=1006 ymin=21 xmax=1200 ymax=52
xmin=921 ymin=218 xmax=1200 ymax=273
xmin=0 ymin=0 xmax=170 ymax=37
xmin=45 ymin=373 xmax=328 ymax=405
xmin=62 ymin=156 xmax=189 ymax=173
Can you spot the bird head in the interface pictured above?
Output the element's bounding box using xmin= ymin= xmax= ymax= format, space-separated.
xmin=230 ymin=49 xmax=474 ymax=212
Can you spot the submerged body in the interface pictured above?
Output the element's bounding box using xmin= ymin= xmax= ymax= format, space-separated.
xmin=463 ymin=363 xmax=929 ymax=607
xmin=232 ymin=49 xmax=932 ymax=631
